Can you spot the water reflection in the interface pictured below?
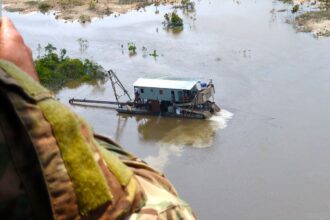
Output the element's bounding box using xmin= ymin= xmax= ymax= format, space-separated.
xmin=133 ymin=109 xmax=234 ymax=171
xmin=136 ymin=110 xmax=231 ymax=147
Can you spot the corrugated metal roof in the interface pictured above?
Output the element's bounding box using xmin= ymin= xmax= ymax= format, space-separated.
xmin=133 ymin=78 xmax=201 ymax=90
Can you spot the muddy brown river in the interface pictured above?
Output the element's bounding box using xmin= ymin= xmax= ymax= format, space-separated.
xmin=4 ymin=0 xmax=330 ymax=219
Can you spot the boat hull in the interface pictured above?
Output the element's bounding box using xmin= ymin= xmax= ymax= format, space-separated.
xmin=116 ymin=107 xmax=216 ymax=120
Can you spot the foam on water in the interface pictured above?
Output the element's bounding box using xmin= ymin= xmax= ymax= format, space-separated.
xmin=208 ymin=109 xmax=234 ymax=130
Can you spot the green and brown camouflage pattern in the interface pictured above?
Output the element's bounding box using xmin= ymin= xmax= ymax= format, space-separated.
xmin=0 ymin=60 xmax=196 ymax=220
xmin=96 ymin=135 xmax=196 ymax=220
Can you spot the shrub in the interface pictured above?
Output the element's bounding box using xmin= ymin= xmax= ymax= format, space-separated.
xmin=38 ymin=2 xmax=51 ymax=13
xmin=79 ymin=15 xmax=91 ymax=23
xmin=164 ymin=11 xmax=183 ymax=28
xmin=128 ymin=43 xmax=137 ymax=55
xmin=292 ymin=4 xmax=299 ymax=13
xmin=149 ymin=50 xmax=158 ymax=57
xmin=171 ymin=12 xmax=183 ymax=26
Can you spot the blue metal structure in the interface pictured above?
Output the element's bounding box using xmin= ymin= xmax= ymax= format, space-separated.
xmin=133 ymin=77 xmax=208 ymax=102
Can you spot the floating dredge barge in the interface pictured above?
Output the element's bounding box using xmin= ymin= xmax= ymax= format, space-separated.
xmin=69 ymin=70 xmax=220 ymax=119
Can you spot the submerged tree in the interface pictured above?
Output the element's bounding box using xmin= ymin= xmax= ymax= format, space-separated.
xmin=35 ymin=43 xmax=106 ymax=90
xmin=292 ymin=4 xmax=299 ymax=13
xmin=128 ymin=42 xmax=137 ymax=55
xmin=149 ymin=50 xmax=159 ymax=58
xmin=77 ymin=38 xmax=89 ymax=53
xmin=164 ymin=11 xmax=184 ymax=29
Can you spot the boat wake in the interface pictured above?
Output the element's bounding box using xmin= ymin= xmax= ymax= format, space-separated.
xmin=208 ymin=109 xmax=234 ymax=130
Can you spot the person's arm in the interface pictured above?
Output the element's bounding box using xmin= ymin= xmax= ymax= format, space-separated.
xmin=0 ymin=17 xmax=39 ymax=81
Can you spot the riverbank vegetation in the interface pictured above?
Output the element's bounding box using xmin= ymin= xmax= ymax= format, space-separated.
xmin=280 ymin=0 xmax=330 ymax=37
xmin=3 ymin=0 xmax=181 ymax=22
xmin=35 ymin=44 xmax=106 ymax=90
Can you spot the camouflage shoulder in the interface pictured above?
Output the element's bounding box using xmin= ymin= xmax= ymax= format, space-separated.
xmin=129 ymin=176 xmax=197 ymax=220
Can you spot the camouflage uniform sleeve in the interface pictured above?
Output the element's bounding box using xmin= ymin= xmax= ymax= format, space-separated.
xmin=95 ymin=135 xmax=197 ymax=220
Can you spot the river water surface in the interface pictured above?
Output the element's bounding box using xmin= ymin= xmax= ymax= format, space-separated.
xmin=5 ymin=0 xmax=330 ymax=219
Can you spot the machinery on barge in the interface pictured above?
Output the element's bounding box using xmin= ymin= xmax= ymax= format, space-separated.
xmin=69 ymin=70 xmax=220 ymax=119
